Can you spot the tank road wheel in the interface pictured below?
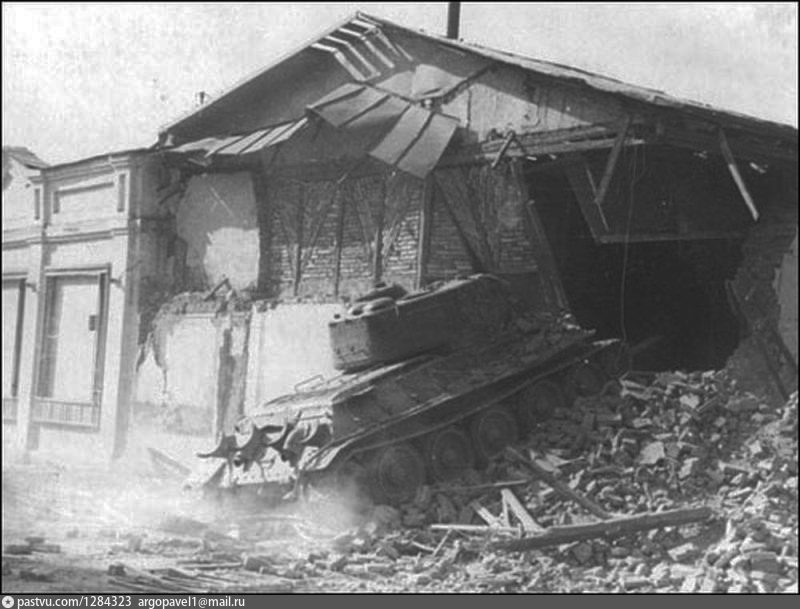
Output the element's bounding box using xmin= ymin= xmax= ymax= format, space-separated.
xmin=470 ymin=406 xmax=518 ymax=465
xmin=370 ymin=443 xmax=426 ymax=505
xmin=564 ymin=361 xmax=607 ymax=403
xmin=425 ymin=427 xmax=475 ymax=482
xmin=513 ymin=380 xmax=566 ymax=432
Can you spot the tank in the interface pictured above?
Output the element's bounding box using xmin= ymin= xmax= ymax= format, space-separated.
xmin=195 ymin=274 xmax=629 ymax=505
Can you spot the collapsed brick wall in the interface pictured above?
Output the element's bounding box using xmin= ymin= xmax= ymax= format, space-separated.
xmin=727 ymin=171 xmax=798 ymax=401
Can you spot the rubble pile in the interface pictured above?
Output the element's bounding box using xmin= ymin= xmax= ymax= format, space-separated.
xmin=134 ymin=376 xmax=799 ymax=592
xmin=309 ymin=373 xmax=798 ymax=592
xmin=3 ymin=373 xmax=797 ymax=593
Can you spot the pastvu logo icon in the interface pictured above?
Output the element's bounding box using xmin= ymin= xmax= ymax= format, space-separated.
xmin=2 ymin=595 xmax=14 ymax=608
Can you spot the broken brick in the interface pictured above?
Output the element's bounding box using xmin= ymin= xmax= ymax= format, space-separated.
xmin=667 ymin=542 xmax=699 ymax=562
xmin=745 ymin=551 xmax=781 ymax=574
xmin=570 ymin=542 xmax=593 ymax=565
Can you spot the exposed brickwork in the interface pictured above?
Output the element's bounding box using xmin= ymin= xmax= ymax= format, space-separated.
xmin=427 ymin=190 xmax=474 ymax=280
xmin=433 ymin=164 xmax=538 ymax=276
xmin=266 ymin=172 xmax=424 ymax=301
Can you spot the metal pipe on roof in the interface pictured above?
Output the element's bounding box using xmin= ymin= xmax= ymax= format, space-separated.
xmin=447 ymin=2 xmax=461 ymax=39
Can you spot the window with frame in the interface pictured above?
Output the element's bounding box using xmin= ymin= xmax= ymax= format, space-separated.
xmin=33 ymin=270 xmax=108 ymax=428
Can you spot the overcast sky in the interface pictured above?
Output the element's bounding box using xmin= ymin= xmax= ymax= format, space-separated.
xmin=2 ymin=2 xmax=797 ymax=166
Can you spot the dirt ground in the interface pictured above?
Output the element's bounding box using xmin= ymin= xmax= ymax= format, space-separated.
xmin=2 ymin=376 xmax=797 ymax=594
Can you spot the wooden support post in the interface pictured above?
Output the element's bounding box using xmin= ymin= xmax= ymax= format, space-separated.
xmin=415 ymin=175 xmax=434 ymax=289
xmin=719 ymin=128 xmax=760 ymax=221
xmin=373 ymin=175 xmax=387 ymax=285
xmin=293 ymin=184 xmax=305 ymax=297
xmin=333 ymin=189 xmax=346 ymax=298
xmin=593 ymin=115 xmax=632 ymax=231
xmin=251 ymin=171 xmax=272 ymax=297
xmin=492 ymin=506 xmax=714 ymax=552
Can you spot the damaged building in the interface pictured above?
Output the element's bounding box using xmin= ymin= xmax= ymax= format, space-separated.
xmin=3 ymin=12 xmax=797 ymax=463
xmin=2 ymin=148 xmax=169 ymax=461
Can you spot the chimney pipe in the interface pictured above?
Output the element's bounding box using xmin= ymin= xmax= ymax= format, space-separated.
xmin=447 ymin=2 xmax=461 ymax=39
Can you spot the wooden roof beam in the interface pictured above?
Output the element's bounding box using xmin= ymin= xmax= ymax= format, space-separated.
xmin=719 ymin=128 xmax=760 ymax=222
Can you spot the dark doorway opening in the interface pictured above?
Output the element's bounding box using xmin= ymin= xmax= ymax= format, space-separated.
xmin=527 ymin=165 xmax=745 ymax=371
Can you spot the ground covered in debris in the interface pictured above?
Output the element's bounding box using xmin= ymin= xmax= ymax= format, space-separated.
xmin=3 ymin=372 xmax=797 ymax=593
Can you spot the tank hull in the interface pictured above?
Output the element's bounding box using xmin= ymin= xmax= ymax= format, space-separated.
xmin=194 ymin=275 xmax=629 ymax=504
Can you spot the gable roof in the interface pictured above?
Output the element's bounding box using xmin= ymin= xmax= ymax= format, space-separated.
xmin=161 ymin=11 xmax=797 ymax=145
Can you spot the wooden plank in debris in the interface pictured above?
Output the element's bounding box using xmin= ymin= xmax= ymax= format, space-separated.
xmin=505 ymin=447 xmax=612 ymax=520
xmin=718 ymin=128 xmax=759 ymax=221
xmin=441 ymin=479 xmax=530 ymax=493
xmin=432 ymin=530 xmax=452 ymax=558
xmin=492 ymin=506 xmax=714 ymax=552
xmin=469 ymin=499 xmax=507 ymax=528
xmin=175 ymin=561 xmax=242 ymax=570
xmin=430 ymin=524 xmax=521 ymax=534
xmin=111 ymin=564 xmax=199 ymax=593
xmin=500 ymin=488 xmax=543 ymax=533
xmin=108 ymin=577 xmax=158 ymax=593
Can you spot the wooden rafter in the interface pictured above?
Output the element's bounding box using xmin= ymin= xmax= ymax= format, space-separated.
xmin=719 ymin=128 xmax=760 ymax=221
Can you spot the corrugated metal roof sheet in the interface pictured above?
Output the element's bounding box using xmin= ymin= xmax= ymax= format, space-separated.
xmin=166 ymin=118 xmax=309 ymax=161
xmin=396 ymin=112 xmax=458 ymax=178
xmin=171 ymin=137 xmax=227 ymax=155
xmin=309 ymin=82 xmax=460 ymax=178
xmin=169 ymin=83 xmax=460 ymax=178
xmin=311 ymin=85 xmax=389 ymax=128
